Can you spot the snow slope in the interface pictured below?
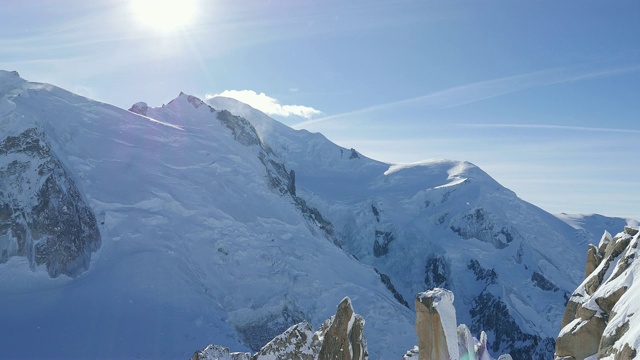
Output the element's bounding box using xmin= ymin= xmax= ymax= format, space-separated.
xmin=207 ymin=96 xmax=602 ymax=358
xmin=0 ymin=71 xmax=608 ymax=359
xmin=555 ymin=212 xmax=639 ymax=243
xmin=0 ymin=71 xmax=414 ymax=359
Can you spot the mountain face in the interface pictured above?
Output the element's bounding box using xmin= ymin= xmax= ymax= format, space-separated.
xmin=206 ymin=96 xmax=609 ymax=359
xmin=194 ymin=289 xmax=515 ymax=360
xmin=0 ymin=127 xmax=100 ymax=277
xmin=555 ymin=226 xmax=640 ymax=359
xmin=0 ymin=70 xmax=631 ymax=359
xmin=0 ymin=71 xmax=414 ymax=359
xmin=193 ymin=297 xmax=366 ymax=360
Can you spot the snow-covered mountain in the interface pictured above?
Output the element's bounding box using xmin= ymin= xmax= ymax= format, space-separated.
xmin=555 ymin=226 xmax=640 ymax=359
xmin=207 ymin=96 xmax=628 ymax=358
xmin=555 ymin=213 xmax=639 ymax=244
xmin=0 ymin=71 xmax=414 ymax=359
xmin=0 ymin=70 xmax=631 ymax=359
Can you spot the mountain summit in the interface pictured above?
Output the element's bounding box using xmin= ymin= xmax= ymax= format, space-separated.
xmin=0 ymin=72 xmax=628 ymax=358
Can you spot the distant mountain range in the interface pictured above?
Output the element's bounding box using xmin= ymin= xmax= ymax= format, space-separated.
xmin=0 ymin=70 xmax=636 ymax=359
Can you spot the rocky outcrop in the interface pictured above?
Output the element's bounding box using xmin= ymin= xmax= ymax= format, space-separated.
xmin=253 ymin=321 xmax=319 ymax=360
xmin=128 ymin=101 xmax=149 ymax=116
xmin=191 ymin=345 xmax=251 ymax=360
xmin=375 ymin=268 xmax=410 ymax=308
xmin=216 ymin=106 xmax=337 ymax=243
xmin=424 ymin=256 xmax=450 ymax=289
xmin=373 ymin=229 xmax=394 ymax=257
xmin=235 ymin=306 xmax=306 ymax=351
xmin=0 ymin=128 xmax=100 ymax=277
xmin=194 ymin=297 xmax=367 ymax=360
xmin=318 ymin=297 xmax=367 ymax=360
xmin=409 ymin=288 xmax=511 ymax=360
xmin=415 ymin=289 xmax=458 ymax=360
xmin=449 ymin=208 xmax=516 ymax=250
xmin=470 ymin=290 xmax=553 ymax=359
xmin=555 ymin=226 xmax=640 ymax=360
xmin=194 ymin=288 xmax=522 ymax=360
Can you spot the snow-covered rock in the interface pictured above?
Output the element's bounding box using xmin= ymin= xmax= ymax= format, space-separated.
xmin=191 ymin=345 xmax=251 ymax=360
xmin=207 ymin=95 xmax=616 ymax=358
xmin=318 ymin=297 xmax=367 ymax=360
xmin=0 ymin=72 xmax=408 ymax=358
xmin=194 ymin=297 xmax=367 ymax=360
xmin=410 ymin=289 xmax=510 ymax=360
xmin=199 ymin=289 xmax=518 ymax=360
xmin=415 ymin=289 xmax=459 ymax=360
xmin=252 ymin=321 xmax=319 ymax=360
xmin=555 ymin=226 xmax=640 ymax=359
xmin=0 ymin=70 xmax=627 ymax=359
xmin=0 ymin=124 xmax=100 ymax=277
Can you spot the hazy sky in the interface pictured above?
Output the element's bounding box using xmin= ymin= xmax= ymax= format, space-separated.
xmin=2 ymin=0 xmax=639 ymax=219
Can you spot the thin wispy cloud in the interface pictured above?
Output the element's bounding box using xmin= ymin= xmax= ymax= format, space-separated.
xmin=456 ymin=123 xmax=640 ymax=134
xmin=206 ymin=90 xmax=322 ymax=119
xmin=293 ymin=64 xmax=640 ymax=129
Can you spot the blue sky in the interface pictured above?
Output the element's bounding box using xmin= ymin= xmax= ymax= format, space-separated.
xmin=2 ymin=0 xmax=639 ymax=219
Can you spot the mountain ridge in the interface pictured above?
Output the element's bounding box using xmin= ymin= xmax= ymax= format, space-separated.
xmin=0 ymin=71 xmax=635 ymax=358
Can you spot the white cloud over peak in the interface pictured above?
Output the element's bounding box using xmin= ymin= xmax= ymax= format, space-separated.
xmin=206 ymin=90 xmax=321 ymax=119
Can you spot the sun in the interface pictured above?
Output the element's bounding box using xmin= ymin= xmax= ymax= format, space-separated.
xmin=130 ymin=0 xmax=198 ymax=32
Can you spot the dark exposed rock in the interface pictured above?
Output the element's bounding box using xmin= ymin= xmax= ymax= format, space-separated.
xmin=218 ymin=111 xmax=336 ymax=243
xmin=128 ymin=101 xmax=148 ymax=116
xmin=440 ymin=190 xmax=452 ymax=204
xmin=236 ymin=306 xmax=305 ymax=352
xmin=624 ymin=226 xmax=639 ymax=237
xmin=437 ymin=213 xmax=447 ymax=225
xmin=288 ymin=169 xmax=296 ymax=196
xmin=424 ymin=256 xmax=449 ymax=289
xmin=191 ymin=345 xmax=251 ymax=360
xmin=253 ymin=321 xmax=319 ymax=360
xmin=195 ymin=297 xmax=367 ymax=360
xmin=449 ymin=208 xmax=515 ymax=249
xmin=185 ymin=93 xmax=207 ymax=109
xmin=217 ymin=110 xmax=263 ymax=147
xmin=262 ymin=157 xmax=334 ymax=239
xmin=294 ymin=194 xmax=335 ymax=239
xmin=470 ymin=291 xmax=551 ymax=359
xmin=0 ymin=128 xmax=100 ymax=277
xmin=373 ymin=230 xmax=393 ymax=257
xmin=467 ymin=259 xmax=497 ymax=285
xmin=375 ymin=268 xmax=410 ymax=308
xmin=319 ymin=297 xmax=367 ymax=360
xmin=531 ymin=271 xmax=559 ymax=292
xmin=371 ymin=204 xmax=380 ymax=223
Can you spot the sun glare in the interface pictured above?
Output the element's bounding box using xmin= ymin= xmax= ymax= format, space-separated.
xmin=130 ymin=0 xmax=198 ymax=32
